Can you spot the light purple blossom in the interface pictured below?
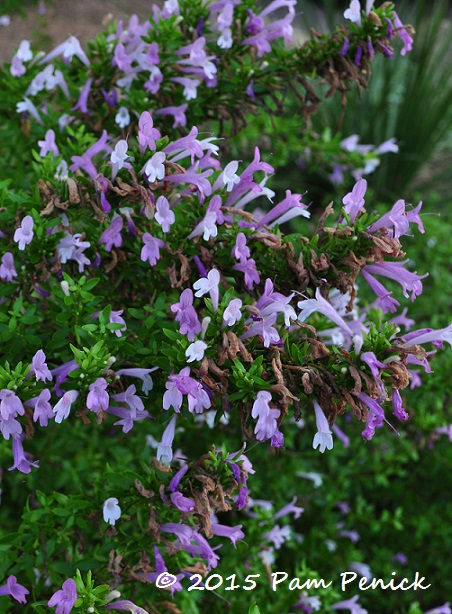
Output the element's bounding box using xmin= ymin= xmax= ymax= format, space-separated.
xmin=16 ymin=97 xmax=42 ymax=124
xmin=154 ymin=104 xmax=188 ymax=128
xmin=99 ymin=216 xmax=124 ymax=251
xmin=115 ymin=367 xmax=158 ymax=394
xmin=48 ymin=578 xmax=77 ymax=614
xmin=251 ymin=391 xmax=280 ymax=441
xmin=233 ymin=232 xmax=251 ymax=260
xmin=0 ymin=389 xmax=25 ymax=420
xmin=332 ymin=594 xmax=368 ymax=614
xmin=298 ymin=287 xmax=354 ymax=336
xmin=274 ymin=496 xmax=304 ymax=520
xmin=70 ymin=130 xmax=111 ymax=179
xmin=141 ymin=233 xmax=165 ymax=266
xmin=87 ymin=378 xmax=109 ymax=412
xmin=363 ymin=261 xmax=426 ymax=301
xmin=115 ymin=106 xmax=130 ymax=128
xmin=138 ymin=111 xmax=161 ymax=153
xmin=38 ymin=129 xmax=59 ymax=157
xmin=71 ymin=77 xmax=92 ymax=113
xmin=0 ymin=252 xmax=17 ymax=281
xmin=109 ymin=310 xmax=127 ymax=337
xmin=0 ymin=576 xmax=29 ymax=604
xmin=342 ymin=178 xmax=367 ymax=222
xmin=31 ymin=349 xmax=53 ymax=382
xmin=40 ymin=35 xmax=90 ymax=66
xmin=155 ymin=195 xmax=175 ymax=232
xmin=392 ymin=388 xmax=409 ymax=421
xmin=110 ymin=139 xmax=129 ymax=180
xmin=25 ymin=389 xmax=54 ymax=427
xmin=233 ymin=258 xmax=260 ymax=290
xmin=104 ymin=600 xmax=149 ymax=614
xmin=9 ymin=437 xmax=39 ymax=474
xmin=211 ymin=523 xmax=244 ymax=547
xmin=359 ymin=392 xmax=385 ymax=440
xmin=186 ymin=340 xmax=208 ymax=363
xmin=171 ymin=289 xmax=202 ymax=341
xmin=143 ymin=152 xmax=166 ymax=183
xmin=14 ymin=215 xmax=34 ymax=250
xmin=393 ymin=12 xmax=413 ymax=56
xmin=170 ymin=491 xmax=195 ymax=512
xmin=113 ymin=384 xmax=144 ymax=414
xmin=222 ymin=161 xmax=241 ymax=191
xmin=313 ymin=400 xmax=333 ymax=453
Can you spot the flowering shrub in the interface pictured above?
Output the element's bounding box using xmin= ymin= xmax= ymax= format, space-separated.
xmin=0 ymin=1 xmax=450 ymax=613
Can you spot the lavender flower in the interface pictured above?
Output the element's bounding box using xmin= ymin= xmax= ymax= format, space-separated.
xmin=0 ymin=252 xmax=17 ymax=281
xmin=48 ymin=578 xmax=77 ymax=614
xmin=110 ymin=139 xmax=129 ymax=180
xmin=0 ymin=576 xmax=29 ymax=604
xmin=141 ymin=233 xmax=165 ymax=266
xmin=99 ymin=216 xmax=124 ymax=251
xmin=87 ymin=378 xmax=109 ymax=412
xmin=223 ymin=298 xmax=243 ymax=327
xmin=38 ymin=129 xmax=59 ymax=157
xmin=186 ymin=340 xmax=208 ymax=363
xmin=109 ymin=310 xmax=127 ymax=337
xmin=40 ymin=35 xmax=90 ymax=66
xmin=53 ymin=390 xmax=79 ymax=423
xmin=157 ymin=415 xmax=177 ymax=464
xmin=332 ymin=594 xmax=368 ymax=613
xmin=138 ymin=111 xmax=161 ymax=153
xmin=25 ymin=389 xmax=54 ymax=427
xmin=251 ymin=391 xmax=280 ymax=441
xmin=342 ymin=178 xmax=367 ymax=222
xmin=9 ymin=437 xmax=39 ymax=474
xmin=14 ymin=215 xmax=34 ymax=250
xmin=31 ymin=349 xmax=53 ymax=382
xmin=171 ymin=288 xmax=202 ymax=341
xmin=72 ymin=77 xmax=92 ymax=113
xmin=193 ymin=268 xmax=221 ymax=312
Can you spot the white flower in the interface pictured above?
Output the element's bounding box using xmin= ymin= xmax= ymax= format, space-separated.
xmin=53 ymin=390 xmax=79 ymax=423
xmin=223 ymin=298 xmax=243 ymax=326
xmin=312 ymin=401 xmax=333 ymax=453
xmin=103 ymin=497 xmax=121 ymax=525
xmin=186 ymin=340 xmax=208 ymax=363
xmin=222 ymin=161 xmax=240 ymax=191
xmin=17 ymin=40 xmax=32 ymax=62
xmin=143 ymin=152 xmax=166 ymax=183
xmin=111 ymin=140 xmax=129 ymax=170
xmin=217 ymin=28 xmax=233 ymax=49
xmin=115 ymin=106 xmax=131 ymax=128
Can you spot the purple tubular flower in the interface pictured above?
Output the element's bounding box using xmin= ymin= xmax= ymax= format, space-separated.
xmin=164 ymin=167 xmax=213 ymax=204
xmin=0 ymin=252 xmax=18 ymax=281
xmin=354 ymin=45 xmax=363 ymax=67
xmin=211 ymin=523 xmax=244 ymax=547
xmin=332 ymin=594 xmax=367 ymax=613
xmin=25 ymin=389 xmax=54 ymax=427
xmin=71 ymin=77 xmax=92 ymax=113
xmin=38 ymin=129 xmax=59 ymax=157
xmin=70 ymin=129 xmax=111 ymax=179
xmin=109 ymin=310 xmax=127 ymax=337
xmin=31 ymin=349 xmax=53 ymax=382
xmin=87 ymin=377 xmax=109 ymax=412
xmin=99 ymin=216 xmax=123 ymax=251
xmin=48 ymin=578 xmax=77 ymax=614
xmin=342 ymin=178 xmax=367 ymax=222
xmin=141 ymin=233 xmax=165 ymax=266
xmin=359 ymin=392 xmax=385 ymax=440
xmin=9 ymin=437 xmax=39 ymax=474
xmin=274 ymin=496 xmax=304 ymax=520
xmin=0 ymin=389 xmax=25 ymax=420
xmin=368 ymin=199 xmax=413 ymax=239
xmin=0 ymin=576 xmax=29 ymax=604
xmin=360 ymin=268 xmax=400 ymax=313
xmin=171 ymin=288 xmax=202 ymax=341
xmin=298 ymin=287 xmax=354 ymax=336
xmin=339 ymin=37 xmax=350 ymax=56
xmin=154 ymin=104 xmax=188 ymax=128
xmin=169 ymin=464 xmax=189 ymax=493
xmin=313 ymin=400 xmax=333 ymax=453
xmin=104 ymin=601 xmax=148 ymax=614
xmin=251 ymin=391 xmax=280 ymax=441
xmin=233 ymin=258 xmax=260 ymax=290
xmin=332 ymin=424 xmax=350 ymax=448
xmin=257 ymin=190 xmax=309 ymax=227
xmin=155 ymin=195 xmax=175 ymax=232
xmin=393 ymin=12 xmax=413 ymax=56
xmin=364 ymin=261 xmax=427 ymax=301
xmin=116 ymin=367 xmax=158 ymax=394
xmin=392 ymin=388 xmax=409 ymax=421
xmin=138 ymin=111 xmax=161 ymax=153
xmin=400 ymin=324 xmax=452 ymax=348
xmin=170 ymin=491 xmax=195 ymax=512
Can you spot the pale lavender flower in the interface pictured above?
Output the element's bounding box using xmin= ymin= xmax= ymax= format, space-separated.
xmin=359 ymin=392 xmax=385 ymax=440
xmin=332 ymin=594 xmax=368 ymax=613
xmin=251 ymin=391 xmax=280 ymax=441
xmin=193 ymin=268 xmax=221 ymax=312
xmin=0 ymin=576 xmax=29 ymax=604
xmin=9 ymin=437 xmax=39 ymax=474
xmin=113 ymin=385 xmax=144 ymax=414
xmin=344 ymin=0 xmax=362 ymax=26
xmin=31 ymin=350 xmax=52 ymax=382
xmin=25 ymin=389 xmax=54 ymax=427
xmin=40 ymin=35 xmax=90 ymax=66
xmin=115 ymin=367 xmax=158 ymax=394
xmin=332 ymin=424 xmax=350 ymax=448
xmin=103 ymin=497 xmax=121 ymax=525
xmin=263 ymin=524 xmax=291 ymax=549
xmin=211 ymin=523 xmax=244 ymax=547
xmin=241 ymin=312 xmax=280 ymax=348
xmin=99 ymin=216 xmax=124 ymax=251
xmin=16 ymin=97 xmax=42 ymax=124
xmin=71 ymin=77 xmax=92 ymax=113
xmin=138 ymin=111 xmax=161 ymax=153
xmin=274 ymin=496 xmax=304 ymax=520
xmin=342 ymin=178 xmax=367 ymax=222
xmin=157 ymin=415 xmax=177 ymax=464
xmin=171 ymin=76 xmax=200 ymax=100
xmin=233 ymin=258 xmax=260 ymax=290
xmin=364 ymin=261 xmax=426 ymax=301
xmin=361 ymin=268 xmax=400 ymax=313
xmin=223 ymin=298 xmax=243 ymax=327
xmin=109 ymin=310 xmax=127 ymax=337
xmin=257 ymin=190 xmax=309 ymax=227
xmin=104 ymin=600 xmax=148 ymax=614
xmin=87 ymin=378 xmax=109 ymax=412
xmin=171 ymin=289 xmax=202 ymax=341
xmin=349 ymin=562 xmax=372 ymax=580
xmin=48 ymin=578 xmax=77 ymax=614
xmin=187 ymin=384 xmax=211 ymax=414
xmin=38 ymin=129 xmax=59 ymax=157
xmin=186 ymin=340 xmax=208 ymax=363
xmin=70 ymin=130 xmax=111 ymax=179
xmin=298 ymin=287 xmax=354 ymax=336
xmin=14 ymin=215 xmax=34 ymax=250
xmin=0 ymin=252 xmax=18 ymax=281
xmin=233 ymin=233 xmax=251 ymax=260
xmin=0 ymin=389 xmax=25 ymax=420
xmin=154 ymin=104 xmax=188 ymax=128
xmin=53 ymin=390 xmax=79 ymax=423
xmin=392 ymin=388 xmax=409 ymax=421
xmin=400 ymin=324 xmax=452 ymax=348
xmin=155 ymin=195 xmax=175 ymax=232
xmin=141 ymin=233 xmax=165 ymax=266
xmin=222 ymin=161 xmax=240 ymax=191
xmin=313 ymin=400 xmax=333 ymax=453
xmin=393 ymin=12 xmax=413 ymax=56
xmin=424 ymin=604 xmax=452 ymax=614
